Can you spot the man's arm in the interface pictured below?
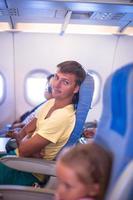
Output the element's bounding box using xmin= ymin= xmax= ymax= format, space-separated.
xmin=12 ymin=117 xmax=37 ymax=144
xmin=18 ymin=133 xmax=51 ymax=157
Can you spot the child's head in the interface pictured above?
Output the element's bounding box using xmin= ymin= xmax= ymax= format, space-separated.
xmin=55 ymin=142 xmax=112 ymax=200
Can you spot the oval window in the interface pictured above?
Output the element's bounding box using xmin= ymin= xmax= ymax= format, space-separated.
xmin=25 ymin=69 xmax=51 ymax=106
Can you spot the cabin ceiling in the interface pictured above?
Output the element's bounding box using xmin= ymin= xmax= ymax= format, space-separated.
xmin=0 ymin=0 xmax=133 ymax=33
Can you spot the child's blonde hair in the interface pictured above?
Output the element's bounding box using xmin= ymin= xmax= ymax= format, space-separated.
xmin=59 ymin=142 xmax=113 ymax=200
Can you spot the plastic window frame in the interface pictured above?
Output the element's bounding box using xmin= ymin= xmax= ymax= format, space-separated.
xmin=87 ymin=70 xmax=102 ymax=108
xmin=0 ymin=71 xmax=6 ymax=105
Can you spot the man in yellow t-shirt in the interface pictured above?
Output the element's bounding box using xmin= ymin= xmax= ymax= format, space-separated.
xmin=0 ymin=60 xmax=86 ymax=185
xmin=34 ymin=98 xmax=75 ymax=161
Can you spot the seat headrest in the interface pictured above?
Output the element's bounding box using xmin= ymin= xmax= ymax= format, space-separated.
xmin=95 ymin=63 xmax=133 ymax=145
xmin=94 ymin=63 xmax=133 ymax=196
xmin=64 ymin=73 xmax=94 ymax=147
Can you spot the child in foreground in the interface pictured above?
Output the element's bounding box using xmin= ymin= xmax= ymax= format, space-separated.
xmin=55 ymin=142 xmax=112 ymax=200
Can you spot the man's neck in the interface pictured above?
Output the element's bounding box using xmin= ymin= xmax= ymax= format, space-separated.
xmin=54 ymin=98 xmax=73 ymax=109
xmin=45 ymin=98 xmax=73 ymax=119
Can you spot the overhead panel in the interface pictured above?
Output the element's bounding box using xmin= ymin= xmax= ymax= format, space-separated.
xmin=0 ymin=0 xmax=9 ymax=23
xmin=0 ymin=8 xmax=19 ymax=17
xmin=0 ymin=0 xmax=132 ymax=33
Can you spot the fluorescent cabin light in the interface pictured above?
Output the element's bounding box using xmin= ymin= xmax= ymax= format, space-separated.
xmin=15 ymin=23 xmax=119 ymax=35
xmin=0 ymin=22 xmax=10 ymax=31
xmin=16 ymin=23 xmax=62 ymax=33
xmin=123 ymin=27 xmax=133 ymax=36
xmin=66 ymin=24 xmax=119 ymax=35
xmin=1 ymin=22 xmax=131 ymax=36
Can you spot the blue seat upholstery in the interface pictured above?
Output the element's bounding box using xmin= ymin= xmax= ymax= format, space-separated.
xmin=94 ymin=63 xmax=133 ymax=199
xmin=108 ymin=161 xmax=133 ymax=200
xmin=64 ymin=73 xmax=94 ymax=147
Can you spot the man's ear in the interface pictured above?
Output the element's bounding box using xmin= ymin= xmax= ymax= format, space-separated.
xmin=74 ymin=85 xmax=80 ymax=94
xmin=87 ymin=183 xmax=100 ymax=197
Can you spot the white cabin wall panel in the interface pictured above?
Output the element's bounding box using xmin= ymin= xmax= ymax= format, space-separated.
xmin=0 ymin=33 xmax=132 ymax=126
xmin=14 ymin=33 xmax=117 ymax=121
xmin=0 ymin=33 xmax=15 ymax=127
xmin=113 ymin=36 xmax=133 ymax=70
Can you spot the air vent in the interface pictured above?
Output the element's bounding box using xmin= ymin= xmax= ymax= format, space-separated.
xmin=55 ymin=9 xmax=67 ymax=18
xmin=111 ymin=13 xmax=126 ymax=20
xmin=0 ymin=8 xmax=19 ymax=16
xmin=90 ymin=12 xmax=126 ymax=21
xmin=71 ymin=11 xmax=94 ymax=20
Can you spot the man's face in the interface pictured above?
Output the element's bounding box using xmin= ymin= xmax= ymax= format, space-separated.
xmin=52 ymin=71 xmax=79 ymax=101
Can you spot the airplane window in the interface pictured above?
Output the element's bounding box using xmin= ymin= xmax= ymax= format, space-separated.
xmin=25 ymin=70 xmax=50 ymax=106
xmin=87 ymin=70 xmax=101 ymax=107
xmin=0 ymin=72 xmax=5 ymax=105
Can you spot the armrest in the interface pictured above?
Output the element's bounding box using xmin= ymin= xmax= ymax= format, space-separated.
xmin=0 ymin=155 xmax=56 ymax=176
xmin=0 ymin=185 xmax=54 ymax=200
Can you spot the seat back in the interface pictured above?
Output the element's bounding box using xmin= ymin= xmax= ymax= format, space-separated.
xmin=64 ymin=73 xmax=94 ymax=147
xmin=108 ymin=160 xmax=133 ymax=200
xmin=94 ymin=63 xmax=133 ymax=198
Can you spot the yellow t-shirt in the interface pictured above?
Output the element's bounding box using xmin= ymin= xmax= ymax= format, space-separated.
xmin=16 ymin=99 xmax=75 ymax=182
xmin=34 ymin=98 xmax=76 ymax=160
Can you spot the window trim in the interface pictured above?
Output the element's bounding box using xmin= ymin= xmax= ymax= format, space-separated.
xmin=0 ymin=71 xmax=6 ymax=105
xmin=87 ymin=69 xmax=102 ymax=107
